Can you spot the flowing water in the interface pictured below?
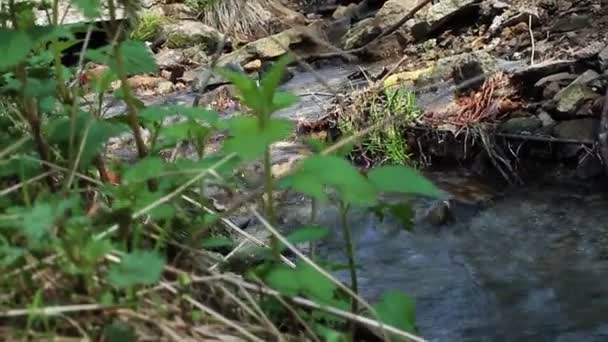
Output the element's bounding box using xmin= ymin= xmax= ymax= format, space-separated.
xmin=306 ymin=174 xmax=608 ymax=342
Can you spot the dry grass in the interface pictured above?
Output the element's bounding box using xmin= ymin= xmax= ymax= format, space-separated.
xmin=192 ymin=0 xmax=278 ymax=42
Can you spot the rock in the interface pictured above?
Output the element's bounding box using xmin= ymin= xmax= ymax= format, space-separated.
xmin=424 ymin=51 xmax=498 ymax=87
xmin=258 ymin=61 xmax=294 ymax=84
xmin=511 ymin=59 xmax=576 ymax=83
xmin=571 ymin=41 xmax=605 ymax=60
xmin=154 ymin=49 xmax=185 ymax=69
xmin=498 ymin=116 xmax=542 ymax=134
xmin=534 ymin=72 xmax=577 ymax=88
xmin=191 ymin=63 xmax=245 ymax=92
xmin=375 ymin=0 xmax=419 ymax=32
xmin=181 ymin=46 xmax=208 ymax=65
xmin=537 ymin=111 xmax=555 ymax=127
xmin=341 ymin=18 xmax=381 ymax=50
xmin=552 ymin=119 xmax=599 ymax=158
xmin=576 ymin=154 xmax=603 ymax=180
xmin=157 ymin=81 xmax=175 ymax=94
xmin=553 ymin=83 xmax=598 ymax=114
xmin=326 ymin=17 xmax=352 ymax=46
xmin=410 ymin=0 xmax=477 ymax=40
xmin=163 ymin=21 xmax=224 ymax=52
xmin=542 ymin=82 xmax=561 ymax=99
xmin=423 ymin=200 xmax=453 ymax=226
xmin=332 ymin=3 xmax=359 ymax=19
xmin=571 ymin=70 xmax=601 ymax=86
xmin=243 ymin=59 xmax=262 ymax=72
xmin=550 ymin=15 xmax=590 ymax=32
xmin=599 ymin=45 xmax=608 ymax=70
xmin=218 ymin=29 xmax=302 ymax=66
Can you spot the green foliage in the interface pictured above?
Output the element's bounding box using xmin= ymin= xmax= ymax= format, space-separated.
xmin=130 ymin=13 xmax=171 ymax=41
xmin=0 ymin=4 xmax=439 ymax=338
xmin=107 ymin=250 xmax=166 ymax=288
xmin=338 ymin=86 xmax=421 ymax=165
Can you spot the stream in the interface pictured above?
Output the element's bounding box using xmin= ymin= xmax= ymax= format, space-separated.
xmin=106 ymin=61 xmax=608 ymax=341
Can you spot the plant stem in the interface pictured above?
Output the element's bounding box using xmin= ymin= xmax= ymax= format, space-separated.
xmin=263 ymin=146 xmax=279 ymax=259
xmin=339 ymin=201 xmax=358 ymax=311
xmin=309 ymin=197 xmax=317 ymax=258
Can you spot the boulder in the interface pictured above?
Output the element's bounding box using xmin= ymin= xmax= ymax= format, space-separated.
xmin=154 ymin=49 xmax=185 ymax=70
xmin=163 ymin=21 xmax=224 ymax=52
xmin=549 ymin=15 xmax=590 ymax=32
xmin=218 ymin=29 xmax=303 ymax=66
xmin=410 ymin=0 xmax=477 ymax=40
xmin=341 ymin=18 xmax=381 ymax=50
xmin=552 ymin=119 xmax=598 ymax=158
xmin=375 ymin=0 xmax=420 ymax=32
xmin=498 ymin=116 xmax=542 ymax=134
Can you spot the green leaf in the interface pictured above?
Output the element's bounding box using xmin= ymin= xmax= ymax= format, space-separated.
xmin=73 ymin=0 xmax=101 ymax=18
xmin=0 ymin=29 xmax=34 ymax=69
xmin=201 ymin=236 xmax=234 ymax=249
xmin=314 ymin=324 xmax=348 ymax=342
xmin=373 ymin=290 xmax=416 ymax=336
xmin=86 ymin=40 xmax=158 ymax=75
xmin=123 ymin=157 xmax=165 ymax=184
xmin=282 ymin=155 xmax=377 ymax=206
xmin=271 ymin=91 xmax=299 ymax=112
xmin=217 ymin=67 xmax=261 ymax=112
xmin=117 ymin=40 xmax=159 ymax=74
xmin=223 ymin=117 xmax=293 ymax=160
xmin=107 ymin=250 xmax=165 ymax=288
xmin=372 ymin=202 xmax=415 ymax=231
xmin=286 ymin=225 xmax=329 ymax=246
xmin=260 ymin=55 xmax=292 ymax=101
xmin=22 ymin=203 xmax=54 ymax=244
xmin=103 ymin=322 xmax=136 ymax=342
xmin=367 ymin=165 xmax=442 ymax=198
xmin=264 ymin=265 xmax=300 ymax=296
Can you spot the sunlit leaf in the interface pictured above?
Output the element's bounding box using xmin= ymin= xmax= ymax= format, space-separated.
xmin=271 ymin=91 xmax=299 ymax=112
xmin=223 ymin=117 xmax=293 ymax=160
xmin=373 ymin=290 xmax=416 ymax=336
xmin=260 ymin=55 xmax=292 ymax=101
xmin=107 ymin=250 xmax=165 ymax=288
xmin=201 ymin=236 xmax=234 ymax=249
xmin=286 ymin=225 xmax=329 ymax=246
xmin=0 ymin=30 xmax=34 ymax=69
xmin=73 ymin=0 xmax=101 ymax=18
xmin=123 ymin=157 xmax=166 ymax=184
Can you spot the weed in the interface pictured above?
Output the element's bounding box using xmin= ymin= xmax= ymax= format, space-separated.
xmin=338 ymin=86 xmax=422 ymax=165
xmin=130 ymin=13 xmax=172 ymax=42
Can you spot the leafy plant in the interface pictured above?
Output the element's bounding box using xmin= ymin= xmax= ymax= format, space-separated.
xmin=0 ymin=0 xmax=439 ymax=340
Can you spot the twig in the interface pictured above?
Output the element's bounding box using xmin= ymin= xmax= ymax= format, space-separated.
xmin=528 ymin=14 xmax=535 ymax=65
xmin=0 ymin=303 xmax=111 ymax=318
xmin=218 ymin=275 xmax=427 ymax=342
xmin=0 ymin=171 xmax=53 ymax=197
xmin=159 ymin=282 xmax=265 ymax=342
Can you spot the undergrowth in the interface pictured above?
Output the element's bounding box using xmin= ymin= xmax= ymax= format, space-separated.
xmin=338 ymin=86 xmax=422 ymax=165
xmin=130 ymin=13 xmax=172 ymax=42
xmin=0 ymin=0 xmax=440 ymax=341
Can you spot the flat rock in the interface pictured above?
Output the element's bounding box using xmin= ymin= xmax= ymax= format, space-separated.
xmin=553 ymin=83 xmax=598 ymax=114
xmin=218 ymin=29 xmax=303 ymax=66
xmin=154 ymin=49 xmax=185 ymax=69
xmin=411 ymin=0 xmax=478 ymax=40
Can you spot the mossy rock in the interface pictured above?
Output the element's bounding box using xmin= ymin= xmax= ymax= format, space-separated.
xmin=163 ymin=21 xmax=224 ymax=52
